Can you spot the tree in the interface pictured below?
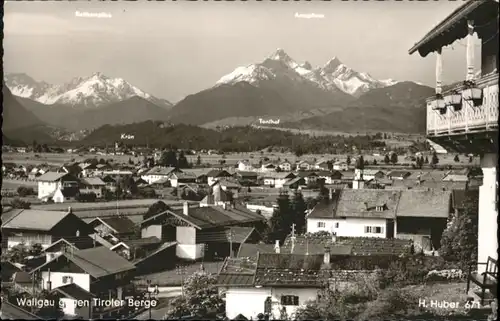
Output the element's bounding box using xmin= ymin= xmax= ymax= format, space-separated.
xmin=390 ymin=153 xmax=398 ymax=165
xmin=454 ymin=154 xmax=460 ymax=163
xmin=372 ymin=159 xmax=378 ymax=165
xmin=384 ymin=154 xmax=390 ymax=164
xmin=17 ymin=186 xmax=35 ymax=197
xmin=469 ymin=155 xmax=473 ymax=163
xmin=160 ymin=150 xmax=178 ymax=167
xmin=355 ymin=156 xmax=364 ymax=170
xmin=11 ymin=198 xmax=31 ymax=209
xmin=431 ymin=152 xmax=439 ymax=166
xmin=290 ymin=191 xmax=307 ymax=234
xmin=424 ymin=156 xmax=429 ymax=164
xmin=3 ymin=243 xmax=30 ymax=264
xmin=164 ymin=272 xmax=224 ymax=319
xmin=267 ymin=193 xmax=293 ymax=243
xmin=327 ymin=160 xmax=333 ymax=171
xmin=128 ymin=157 xmax=134 ymax=165
xmin=178 ymin=151 xmax=189 ymax=169
xmin=346 ymin=155 xmax=351 ymax=166
xmin=440 ymin=193 xmax=478 ymax=270
xmin=143 ymin=201 xmax=170 ymax=221
xmin=196 ymin=155 xmax=202 ymax=166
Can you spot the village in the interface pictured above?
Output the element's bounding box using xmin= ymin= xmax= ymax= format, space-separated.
xmin=1 ymin=0 xmax=498 ymax=320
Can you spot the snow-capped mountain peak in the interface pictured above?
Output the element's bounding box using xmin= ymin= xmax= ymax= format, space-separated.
xmin=215 ymin=49 xmax=401 ymax=97
xmin=4 ymin=72 xmax=172 ymax=109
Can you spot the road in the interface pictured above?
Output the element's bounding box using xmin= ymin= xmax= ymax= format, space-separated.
xmin=135 ymin=287 xmax=182 ymax=320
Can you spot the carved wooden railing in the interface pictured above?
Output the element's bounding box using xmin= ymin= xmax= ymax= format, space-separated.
xmin=427 ymin=72 xmax=499 ymax=136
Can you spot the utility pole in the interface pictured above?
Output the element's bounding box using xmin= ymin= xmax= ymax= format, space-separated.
xmin=176 ymin=265 xmax=187 ymax=296
xmin=228 ymin=230 xmax=234 ymax=258
xmin=290 ymin=224 xmax=296 ymax=254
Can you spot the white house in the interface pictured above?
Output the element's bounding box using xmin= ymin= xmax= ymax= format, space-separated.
xmin=219 ymin=252 xmax=332 ymax=320
xmin=141 ymin=166 xmax=180 ymax=184
xmin=260 ymin=163 xmax=277 ymax=173
xmin=263 ymin=172 xmax=296 ymax=188
xmin=37 ymin=172 xmax=80 ymax=200
xmin=237 ymin=160 xmax=254 ymax=172
xmin=333 ymin=162 xmax=348 ymax=171
xmin=169 ymin=172 xmax=197 ymax=188
xmin=52 ymin=283 xmax=95 ymax=319
xmin=306 ymin=189 xmax=400 ymax=238
xmin=296 ymin=161 xmax=314 ymax=171
xmin=79 ymin=177 xmax=106 ymax=198
xmin=360 ymin=169 xmax=385 ymax=181
xmin=30 ymin=246 xmax=136 ymax=302
xmin=278 ymin=162 xmax=292 ymax=172
xmin=207 ymin=169 xmax=233 ymax=186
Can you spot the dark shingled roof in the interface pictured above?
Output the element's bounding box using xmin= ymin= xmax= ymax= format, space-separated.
xmin=307 ymin=197 xmax=340 ymax=219
xmin=237 ymin=243 xmax=353 ymax=260
xmin=52 ymin=283 xmax=95 ymax=300
xmin=254 ymin=253 xmax=326 ymax=287
xmin=197 ymin=227 xmax=255 ymax=243
xmin=397 ymin=190 xmax=451 ymax=218
xmin=100 ymin=216 xmax=137 ymax=234
xmin=335 ymin=190 xmax=400 ymax=219
xmin=31 ymin=246 xmax=136 ymax=278
xmin=283 ymin=235 xmax=412 ymax=256
xmin=216 ymin=273 xmax=255 ymax=287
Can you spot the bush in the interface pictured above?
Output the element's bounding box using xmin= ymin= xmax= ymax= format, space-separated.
xmin=76 ymin=192 xmax=97 ymax=202
xmin=11 ymin=198 xmax=31 ymax=209
xmin=356 ymin=287 xmax=419 ymax=321
xmin=17 ymin=186 xmax=35 ymax=197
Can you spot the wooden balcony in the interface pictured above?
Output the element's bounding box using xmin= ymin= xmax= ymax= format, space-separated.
xmin=426 ymin=73 xmax=498 ymax=153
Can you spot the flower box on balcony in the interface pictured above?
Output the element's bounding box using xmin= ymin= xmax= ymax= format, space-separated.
xmin=462 ymin=80 xmax=483 ymax=107
xmin=444 ymin=91 xmax=462 ymax=112
xmin=430 ymin=94 xmax=447 ymax=114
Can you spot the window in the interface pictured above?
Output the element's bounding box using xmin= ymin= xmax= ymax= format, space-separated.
xmin=334 ymin=222 xmax=339 ymax=228
xmin=264 ymin=296 xmax=272 ymax=314
xmin=365 ymin=226 xmax=384 ymax=234
xmin=317 ymin=222 xmax=326 ymax=228
xmin=62 ymin=276 xmax=73 ymax=284
xmin=281 ymin=295 xmax=299 ymax=306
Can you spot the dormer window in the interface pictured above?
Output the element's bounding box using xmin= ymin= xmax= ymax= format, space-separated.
xmin=376 ymin=205 xmax=384 ymax=212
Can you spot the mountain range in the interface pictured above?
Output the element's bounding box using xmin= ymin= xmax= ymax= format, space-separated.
xmin=3 ymin=48 xmax=434 ymax=143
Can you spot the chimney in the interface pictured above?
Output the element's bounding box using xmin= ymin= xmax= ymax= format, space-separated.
xmin=68 ymin=206 xmax=72 ymax=214
xmin=323 ymin=246 xmax=331 ymax=264
xmin=274 ymin=240 xmax=280 ymax=253
xmin=183 ymin=202 xmax=189 ymax=216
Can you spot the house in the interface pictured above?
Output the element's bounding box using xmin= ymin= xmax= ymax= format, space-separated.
xmin=296 ymin=171 xmax=318 ymax=184
xmin=314 ymin=160 xmax=332 ymax=171
xmin=296 ymin=160 xmax=314 ymax=171
xmin=141 ymin=166 xmax=180 ymax=184
xmin=12 ymin=271 xmax=33 ymax=292
xmin=28 ymin=168 xmax=42 ymax=180
xmin=409 ymin=0 xmax=498 ymax=282
xmin=212 ymin=179 xmax=241 ymax=196
xmin=80 ymin=163 xmax=98 ymax=178
xmin=43 ymin=238 xmax=96 ymax=263
xmin=282 ymin=177 xmax=306 ymax=190
xmin=52 ymin=186 xmax=79 ymax=203
xmin=263 ymin=172 xmax=296 ymax=188
xmin=260 ymin=163 xmax=276 ymax=173
xmin=306 ymin=189 xmax=400 ymax=238
xmin=237 ymin=160 xmax=254 ymax=172
xmin=51 ymin=283 xmax=95 ymax=319
xmin=36 ymin=172 xmax=80 ymax=200
xmin=79 ymin=177 xmax=106 ymax=198
xmin=169 ymin=172 xmax=197 ymax=188
xmin=58 ymin=164 xmax=83 ymax=178
xmin=333 ymin=161 xmax=348 ymax=171
xmin=88 ymin=216 xmax=137 ymax=243
xmin=109 ymin=236 xmax=162 ymax=261
xmin=234 ymin=171 xmax=259 ymax=186
xmin=315 ymin=170 xmax=342 ymax=184
xmin=387 ymin=170 xmax=411 ymax=180
xmin=245 ymin=197 xmax=278 ymax=218
xmin=360 ymin=169 xmax=385 ymax=181
xmin=278 ymin=161 xmax=292 ymax=172
xmin=395 ymin=190 xmax=452 ymax=251
xmin=201 ymin=185 xmax=233 ymax=207
xmin=207 ymin=169 xmax=233 ymax=186
xmin=30 ymin=246 xmax=136 ymax=303
xmin=1 ymin=208 xmax=93 ymax=249
xmin=140 ymin=202 xmax=265 ymax=260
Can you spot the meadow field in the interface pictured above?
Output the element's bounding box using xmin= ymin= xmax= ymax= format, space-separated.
xmin=2 ymin=151 xmax=480 ymax=168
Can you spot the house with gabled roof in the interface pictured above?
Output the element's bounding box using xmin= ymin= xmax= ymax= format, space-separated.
xmin=1 ymin=208 xmax=93 ymax=250
xmin=30 ymin=246 xmax=136 ymax=303
xmin=207 ymin=169 xmax=233 ymax=186
xmin=87 ymin=216 xmax=137 ymax=246
xmin=36 ymin=172 xmax=80 ymax=201
xmin=79 ymin=177 xmax=106 ymax=198
xmin=169 ymin=172 xmax=197 ymax=187
xmin=140 ymin=202 xmax=265 ymax=260
xmin=262 ymin=172 xmax=296 ymax=188
xmin=141 ymin=166 xmax=180 ymax=184
xmin=51 ymin=283 xmax=95 ymax=319
xmin=43 ymin=237 xmax=96 ymax=263
xmin=387 ymin=170 xmax=411 ymax=180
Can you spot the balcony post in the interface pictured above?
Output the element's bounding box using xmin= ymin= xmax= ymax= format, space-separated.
xmin=435 ymin=48 xmax=443 ymax=94
xmin=466 ymin=20 xmax=475 ymax=81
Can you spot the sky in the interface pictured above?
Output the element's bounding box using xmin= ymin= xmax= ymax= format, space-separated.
xmin=4 ymin=0 xmax=480 ymax=103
